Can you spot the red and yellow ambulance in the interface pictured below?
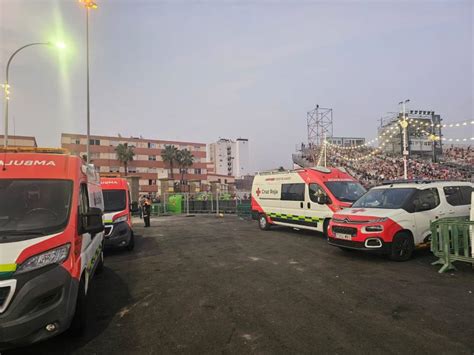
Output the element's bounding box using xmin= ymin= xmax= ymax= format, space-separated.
xmin=0 ymin=148 xmax=104 ymax=349
xmin=100 ymin=177 xmax=135 ymax=250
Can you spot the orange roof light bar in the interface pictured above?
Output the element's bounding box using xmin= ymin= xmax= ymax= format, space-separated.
xmin=79 ymin=0 xmax=98 ymax=9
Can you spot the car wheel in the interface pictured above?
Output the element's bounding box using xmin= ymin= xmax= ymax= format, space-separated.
xmin=70 ymin=276 xmax=88 ymax=336
xmin=126 ymin=232 xmax=135 ymax=251
xmin=258 ymin=214 xmax=271 ymax=230
xmin=389 ymin=232 xmax=414 ymax=261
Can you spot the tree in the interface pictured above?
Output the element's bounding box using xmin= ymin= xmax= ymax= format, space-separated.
xmin=115 ymin=143 xmax=135 ymax=176
xmin=161 ymin=145 xmax=179 ymax=179
xmin=176 ymin=148 xmax=194 ymax=187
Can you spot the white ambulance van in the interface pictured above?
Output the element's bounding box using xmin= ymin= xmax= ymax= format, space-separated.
xmin=0 ymin=148 xmax=105 ymax=350
xmin=328 ymin=181 xmax=473 ymax=261
xmin=251 ymin=167 xmax=366 ymax=235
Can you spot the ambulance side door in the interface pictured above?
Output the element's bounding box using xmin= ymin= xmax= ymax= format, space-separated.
xmin=280 ymin=183 xmax=306 ymax=226
xmin=79 ymin=183 xmax=103 ymax=291
xmin=306 ymin=183 xmax=331 ymax=231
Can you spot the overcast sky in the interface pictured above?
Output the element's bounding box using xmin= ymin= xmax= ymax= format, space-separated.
xmin=0 ymin=0 xmax=472 ymax=171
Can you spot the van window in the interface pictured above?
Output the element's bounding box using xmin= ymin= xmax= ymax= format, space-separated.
xmin=413 ymin=188 xmax=440 ymax=211
xmin=443 ymin=186 xmax=472 ymax=206
xmin=281 ymin=183 xmax=305 ymax=201
xmin=309 ymin=183 xmax=326 ymax=203
xmin=79 ymin=184 xmax=89 ymax=214
xmin=103 ymin=190 xmax=127 ymax=212
xmin=0 ymin=179 xmax=73 ymax=240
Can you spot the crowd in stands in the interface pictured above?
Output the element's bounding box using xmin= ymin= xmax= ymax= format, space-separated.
xmin=328 ymin=147 xmax=472 ymax=188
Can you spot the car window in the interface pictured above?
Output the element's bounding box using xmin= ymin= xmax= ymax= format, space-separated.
xmin=413 ymin=188 xmax=440 ymax=211
xmin=281 ymin=183 xmax=305 ymax=201
xmin=443 ymin=186 xmax=471 ymax=206
xmin=309 ymin=183 xmax=326 ymax=203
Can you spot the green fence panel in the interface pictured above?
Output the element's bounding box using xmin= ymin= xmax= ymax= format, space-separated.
xmin=430 ymin=217 xmax=473 ymax=273
xmin=168 ymin=195 xmax=183 ymax=214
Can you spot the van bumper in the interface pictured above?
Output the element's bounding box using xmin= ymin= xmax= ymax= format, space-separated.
xmin=104 ymin=222 xmax=132 ymax=248
xmin=0 ymin=265 xmax=78 ymax=350
xmin=328 ymin=237 xmax=392 ymax=254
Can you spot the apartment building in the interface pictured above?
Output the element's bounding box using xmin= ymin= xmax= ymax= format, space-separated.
xmin=0 ymin=135 xmax=37 ymax=147
xmin=61 ymin=133 xmax=208 ymax=196
xmin=207 ymin=138 xmax=250 ymax=178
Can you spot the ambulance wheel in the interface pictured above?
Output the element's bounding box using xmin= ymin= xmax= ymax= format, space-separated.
xmin=323 ymin=219 xmax=330 ymax=238
xmin=70 ymin=276 xmax=88 ymax=336
xmin=126 ymin=232 xmax=135 ymax=251
xmin=389 ymin=232 xmax=414 ymax=261
xmin=258 ymin=214 xmax=271 ymax=230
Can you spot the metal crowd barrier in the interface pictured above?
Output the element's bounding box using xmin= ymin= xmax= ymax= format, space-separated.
xmin=430 ymin=217 xmax=474 ymax=273
xmin=236 ymin=203 xmax=252 ymax=219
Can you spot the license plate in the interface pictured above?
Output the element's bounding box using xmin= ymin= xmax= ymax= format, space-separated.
xmin=335 ymin=233 xmax=352 ymax=240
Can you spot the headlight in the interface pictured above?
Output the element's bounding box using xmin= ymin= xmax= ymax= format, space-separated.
xmin=113 ymin=215 xmax=128 ymax=224
xmin=15 ymin=244 xmax=70 ymax=275
xmin=365 ymin=225 xmax=384 ymax=232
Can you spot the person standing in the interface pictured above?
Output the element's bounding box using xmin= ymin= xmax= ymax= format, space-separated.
xmin=143 ymin=198 xmax=151 ymax=228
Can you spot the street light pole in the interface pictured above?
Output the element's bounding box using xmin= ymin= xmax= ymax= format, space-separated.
xmin=3 ymin=42 xmax=58 ymax=148
xmin=79 ymin=0 xmax=97 ymax=164
xmin=399 ymin=99 xmax=410 ymax=180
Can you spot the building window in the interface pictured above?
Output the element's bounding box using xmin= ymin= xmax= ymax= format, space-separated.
xmin=89 ymin=139 xmax=100 ymax=146
xmin=75 ymin=139 xmax=80 ymax=145
xmin=128 ymin=167 xmax=137 ymax=173
xmin=109 ymin=166 xmax=120 ymax=173
xmin=90 ymin=152 xmax=100 ymax=159
xmin=195 ymin=168 xmax=202 ymax=175
xmin=148 ymin=155 xmax=156 ymax=161
xmin=148 ymin=142 xmax=156 ymax=149
xmin=148 ymin=179 xmax=156 ymax=186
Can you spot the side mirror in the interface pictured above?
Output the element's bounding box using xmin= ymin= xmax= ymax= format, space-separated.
xmin=130 ymin=201 xmax=139 ymax=213
xmin=316 ymin=195 xmax=328 ymax=205
xmin=81 ymin=207 xmax=104 ymax=235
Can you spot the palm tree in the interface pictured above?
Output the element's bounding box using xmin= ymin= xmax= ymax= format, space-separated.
xmin=161 ymin=145 xmax=179 ymax=179
xmin=115 ymin=143 xmax=135 ymax=176
xmin=177 ymin=148 xmax=194 ymax=187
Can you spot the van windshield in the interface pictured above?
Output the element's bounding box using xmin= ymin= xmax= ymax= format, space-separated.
xmin=103 ymin=190 xmax=127 ymax=213
xmin=352 ymin=188 xmax=416 ymax=209
xmin=0 ymin=179 xmax=73 ymax=241
xmin=324 ymin=181 xmax=366 ymax=203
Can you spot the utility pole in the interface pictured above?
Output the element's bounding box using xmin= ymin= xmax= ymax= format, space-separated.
xmin=399 ymin=99 xmax=410 ymax=180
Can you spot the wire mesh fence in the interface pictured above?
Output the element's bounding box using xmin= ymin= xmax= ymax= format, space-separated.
xmin=147 ymin=192 xmax=251 ymax=216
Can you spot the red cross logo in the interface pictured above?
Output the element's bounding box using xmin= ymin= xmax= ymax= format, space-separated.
xmin=351 ymin=208 xmax=366 ymax=213
xmin=256 ymin=188 xmax=261 ymax=197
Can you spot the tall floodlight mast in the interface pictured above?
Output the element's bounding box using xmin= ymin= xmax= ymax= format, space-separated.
xmin=307 ymin=105 xmax=333 ymax=165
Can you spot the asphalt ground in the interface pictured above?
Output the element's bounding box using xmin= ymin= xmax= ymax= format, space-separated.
xmin=9 ymin=215 xmax=474 ymax=354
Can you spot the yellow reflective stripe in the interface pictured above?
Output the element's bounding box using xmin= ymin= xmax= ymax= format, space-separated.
xmin=0 ymin=264 xmax=17 ymax=272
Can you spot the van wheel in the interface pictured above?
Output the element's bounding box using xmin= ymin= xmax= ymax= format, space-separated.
xmin=258 ymin=214 xmax=271 ymax=230
xmin=70 ymin=276 xmax=88 ymax=336
xmin=389 ymin=232 xmax=414 ymax=261
xmin=126 ymin=232 xmax=135 ymax=251
xmin=323 ymin=219 xmax=330 ymax=238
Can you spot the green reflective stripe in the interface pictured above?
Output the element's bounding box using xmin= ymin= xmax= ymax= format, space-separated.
xmin=0 ymin=264 xmax=16 ymax=272
xmin=104 ymin=220 xmax=113 ymax=224
xmin=268 ymin=213 xmax=322 ymax=222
